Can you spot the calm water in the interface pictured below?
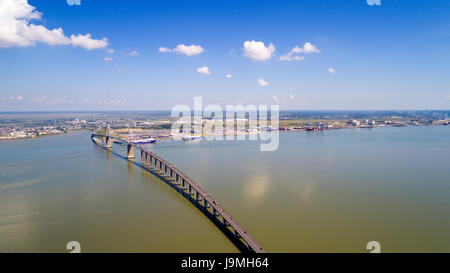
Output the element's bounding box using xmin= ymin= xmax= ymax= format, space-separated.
xmin=1 ymin=126 xmax=449 ymax=252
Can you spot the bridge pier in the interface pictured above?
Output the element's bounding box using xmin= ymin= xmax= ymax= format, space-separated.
xmin=145 ymin=153 xmax=149 ymax=167
xmin=106 ymin=136 xmax=112 ymax=148
xmin=127 ymin=144 xmax=135 ymax=159
xmin=141 ymin=150 xmax=145 ymax=163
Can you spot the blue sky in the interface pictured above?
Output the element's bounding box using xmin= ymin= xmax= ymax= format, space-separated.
xmin=0 ymin=0 xmax=449 ymax=111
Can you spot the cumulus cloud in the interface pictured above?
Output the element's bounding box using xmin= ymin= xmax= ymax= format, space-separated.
xmin=292 ymin=42 xmax=320 ymax=54
xmin=258 ymin=78 xmax=269 ymax=87
xmin=158 ymin=44 xmax=204 ymax=56
xmin=196 ymin=66 xmax=210 ymax=75
xmin=129 ymin=50 xmax=138 ymax=56
xmin=279 ymin=42 xmax=319 ymax=61
xmin=243 ymin=40 xmax=275 ymax=61
xmin=226 ymin=74 xmax=232 ymax=79
xmin=174 ymin=44 xmax=204 ymax=56
xmin=104 ymin=56 xmax=113 ymax=62
xmin=70 ymin=33 xmax=108 ymax=50
xmin=289 ymin=94 xmax=294 ymax=100
xmin=106 ymin=48 xmax=114 ymax=54
xmin=158 ymin=46 xmax=171 ymax=53
xmin=0 ymin=0 xmax=109 ymax=49
xmin=328 ymin=67 xmax=336 ymax=74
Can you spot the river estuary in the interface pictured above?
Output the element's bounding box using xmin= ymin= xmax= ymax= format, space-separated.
xmin=1 ymin=126 xmax=449 ymax=252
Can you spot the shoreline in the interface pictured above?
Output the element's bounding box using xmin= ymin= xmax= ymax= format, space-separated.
xmin=1 ymin=123 xmax=448 ymax=143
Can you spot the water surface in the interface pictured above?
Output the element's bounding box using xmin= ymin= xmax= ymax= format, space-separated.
xmin=1 ymin=126 xmax=449 ymax=252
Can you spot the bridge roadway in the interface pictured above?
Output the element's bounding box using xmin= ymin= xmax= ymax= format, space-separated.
xmin=91 ymin=133 xmax=266 ymax=253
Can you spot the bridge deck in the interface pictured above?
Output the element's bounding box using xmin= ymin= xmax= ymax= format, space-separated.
xmin=91 ymin=134 xmax=266 ymax=253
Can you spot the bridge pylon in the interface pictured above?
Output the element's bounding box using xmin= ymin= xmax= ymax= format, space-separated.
xmin=127 ymin=144 xmax=135 ymax=159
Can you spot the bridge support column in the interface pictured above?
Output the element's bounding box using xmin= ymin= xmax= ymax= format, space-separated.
xmin=106 ymin=136 xmax=112 ymax=148
xmin=127 ymin=144 xmax=135 ymax=159
xmin=141 ymin=150 xmax=145 ymax=163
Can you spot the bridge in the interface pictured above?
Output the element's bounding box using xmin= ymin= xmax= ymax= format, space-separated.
xmin=91 ymin=133 xmax=266 ymax=253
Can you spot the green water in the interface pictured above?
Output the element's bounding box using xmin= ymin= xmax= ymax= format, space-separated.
xmin=1 ymin=126 xmax=449 ymax=252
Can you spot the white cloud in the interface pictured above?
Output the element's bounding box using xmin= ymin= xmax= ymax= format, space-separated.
xmin=129 ymin=50 xmax=138 ymax=56
xmin=243 ymin=40 xmax=275 ymax=61
xmin=104 ymin=56 xmax=113 ymax=62
xmin=0 ymin=0 xmax=108 ymax=49
xmin=0 ymin=95 xmax=136 ymax=106
xmin=196 ymin=66 xmax=210 ymax=75
xmin=291 ymin=42 xmax=320 ymax=54
xmin=158 ymin=46 xmax=171 ymax=53
xmin=258 ymin=78 xmax=269 ymax=87
xmin=174 ymin=44 xmax=204 ymax=56
xmin=106 ymin=48 xmax=114 ymax=54
xmin=70 ymin=33 xmax=108 ymax=50
xmin=279 ymin=54 xmax=304 ymax=61
xmin=279 ymin=42 xmax=319 ymax=61
xmin=117 ymin=67 xmax=128 ymax=73
xmin=1 ymin=95 xmax=25 ymax=102
xmin=159 ymin=44 xmax=204 ymax=56
xmin=272 ymin=95 xmax=280 ymax=104
xmin=226 ymin=74 xmax=232 ymax=79
xmin=446 ymin=95 xmax=450 ymax=99
xmin=289 ymin=94 xmax=294 ymax=100
xmin=328 ymin=67 xmax=336 ymax=74
xmin=96 ymin=98 xmax=128 ymax=106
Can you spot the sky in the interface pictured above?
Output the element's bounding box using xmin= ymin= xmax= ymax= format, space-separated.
xmin=0 ymin=0 xmax=449 ymax=111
